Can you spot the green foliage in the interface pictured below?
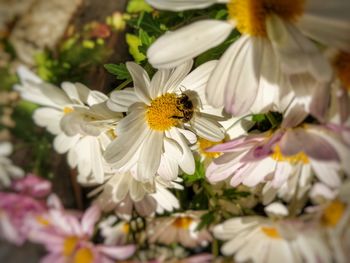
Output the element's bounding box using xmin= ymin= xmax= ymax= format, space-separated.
xmin=182 ymin=159 xmax=206 ymax=184
xmin=126 ymin=33 xmax=146 ymax=63
xmin=104 ymin=63 xmax=131 ymax=80
xmin=0 ymin=67 xmax=18 ymax=91
xmin=222 ymin=188 xmax=250 ymax=200
xmin=35 ymin=36 xmax=112 ymax=85
xmin=127 ymin=0 xmax=153 ymax=13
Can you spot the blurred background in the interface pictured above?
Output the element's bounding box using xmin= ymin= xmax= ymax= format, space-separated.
xmin=0 ymin=0 xmax=128 ymax=261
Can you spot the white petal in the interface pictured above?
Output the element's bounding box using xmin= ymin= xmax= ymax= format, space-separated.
xmin=180 ymin=60 xmax=218 ymax=106
xmin=137 ymin=131 xmax=164 ymax=182
xmin=264 ymin=202 xmax=289 ymax=217
xmin=53 ymin=134 xmax=80 ymax=154
xmin=206 ymin=36 xmax=259 ymax=115
xmin=126 ymin=62 xmax=151 ymax=104
xmin=191 ymin=114 xmax=224 ymax=142
xmin=146 ymin=0 xmax=228 ymax=11
xmin=168 ymin=128 xmax=195 ymax=174
xmin=298 ymin=0 xmax=350 ymax=51
xmin=266 ymin=15 xmax=332 ymax=82
xmin=61 ymin=82 xmax=90 ymax=105
xmin=310 ymin=160 xmax=341 ymax=188
xmin=163 ymin=60 xmax=193 ymax=93
xmin=147 ymin=20 xmax=233 ymax=69
xmin=107 ymin=88 xmax=139 ymax=112
xmin=149 ymin=69 xmax=171 ymax=98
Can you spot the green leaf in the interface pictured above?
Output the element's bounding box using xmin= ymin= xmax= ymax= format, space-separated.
xmin=196 ymin=211 xmax=215 ymax=231
xmin=127 ymin=0 xmax=153 ymax=13
xmin=126 ymin=33 xmax=146 ymax=63
xmin=223 ymin=189 xmax=250 ymax=200
xmin=182 ymin=159 xmax=205 ymax=184
xmin=104 ymin=63 xmax=131 ymax=80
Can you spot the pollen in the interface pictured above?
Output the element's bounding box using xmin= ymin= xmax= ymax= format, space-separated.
xmin=261 ymin=226 xmax=281 ymax=239
xmin=173 ymin=216 xmax=193 ymax=229
xmin=321 ymin=200 xmax=346 ymax=227
xmin=63 ymin=107 xmax=74 ymax=115
xmin=146 ymin=93 xmax=182 ymax=131
xmin=197 ymin=138 xmax=223 ymax=159
xmin=271 ymin=145 xmax=309 ymax=164
xmin=227 ymin=0 xmax=304 ymax=36
xmin=73 ymin=248 xmax=94 ymax=263
xmin=63 ymin=236 xmax=79 ymax=256
xmin=333 ymin=51 xmax=350 ymax=91
xmin=122 ymin=223 xmax=130 ymax=234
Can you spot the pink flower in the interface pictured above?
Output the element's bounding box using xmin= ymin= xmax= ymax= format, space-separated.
xmin=12 ymin=174 xmax=52 ymax=198
xmin=28 ymin=204 xmax=135 ymax=263
xmin=0 ymin=192 xmax=47 ymax=245
xmin=206 ymin=108 xmax=350 ymax=203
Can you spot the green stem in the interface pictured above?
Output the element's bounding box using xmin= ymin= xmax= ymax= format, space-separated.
xmin=266 ymin=112 xmax=278 ymax=128
xmin=115 ymin=79 xmax=132 ymax=91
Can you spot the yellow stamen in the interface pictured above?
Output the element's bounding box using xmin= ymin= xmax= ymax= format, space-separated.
xmin=197 ymin=138 xmax=222 ymax=159
xmin=122 ymin=223 xmax=130 ymax=234
xmin=146 ymin=93 xmax=182 ymax=131
xmin=227 ymin=0 xmax=304 ymax=36
xmin=322 ymin=200 xmax=346 ymax=227
xmin=73 ymin=248 xmax=94 ymax=263
xmin=63 ymin=236 xmax=79 ymax=256
xmin=173 ymin=217 xmax=193 ymax=229
xmin=261 ymin=226 xmax=281 ymax=239
xmin=36 ymin=216 xmax=50 ymax=226
xmin=107 ymin=128 xmax=117 ymax=139
xmin=334 ymin=51 xmax=350 ymax=91
xmin=63 ymin=107 xmax=74 ymax=115
xmin=271 ymin=145 xmax=309 ymax=164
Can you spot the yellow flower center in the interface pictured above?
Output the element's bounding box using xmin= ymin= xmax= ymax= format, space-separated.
xmin=322 ymin=200 xmax=346 ymax=227
xmin=63 ymin=236 xmax=79 ymax=256
xmin=197 ymin=138 xmax=223 ymax=159
xmin=63 ymin=107 xmax=74 ymax=115
xmin=146 ymin=93 xmax=189 ymax=131
xmin=173 ymin=217 xmax=193 ymax=229
xmin=271 ymin=145 xmax=309 ymax=164
xmin=227 ymin=0 xmax=304 ymax=36
xmin=261 ymin=226 xmax=281 ymax=239
xmin=73 ymin=248 xmax=94 ymax=263
xmin=334 ymin=51 xmax=350 ymax=91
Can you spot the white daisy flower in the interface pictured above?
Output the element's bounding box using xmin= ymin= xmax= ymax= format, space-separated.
xmin=104 ymin=60 xmax=225 ymax=182
xmin=98 ymin=215 xmax=130 ymax=245
xmin=147 ymin=211 xmax=212 ymax=248
xmin=0 ymin=142 xmax=24 ymax=187
xmin=15 ymin=66 xmax=121 ymax=183
xmin=89 ymin=169 xmax=182 ymax=219
xmin=147 ymin=0 xmax=350 ymax=115
xmin=214 ymin=215 xmax=332 ymax=262
xmin=305 ymin=181 xmax=350 ymax=263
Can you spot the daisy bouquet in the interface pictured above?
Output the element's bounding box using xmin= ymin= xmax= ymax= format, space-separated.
xmin=0 ymin=0 xmax=350 ymax=262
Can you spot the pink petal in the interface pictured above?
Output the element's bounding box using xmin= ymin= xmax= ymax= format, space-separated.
xmin=81 ymin=205 xmax=101 ymax=236
xmin=280 ymin=128 xmax=340 ymax=161
xmin=98 ymin=245 xmax=136 ymax=260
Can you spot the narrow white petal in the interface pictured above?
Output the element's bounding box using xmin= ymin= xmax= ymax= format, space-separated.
xmin=206 ymin=36 xmax=259 ymax=115
xmin=163 ymin=60 xmax=193 ymax=93
xmin=191 ymin=114 xmax=224 ymax=142
xmin=147 ymin=20 xmax=233 ymax=69
xmin=266 ymin=15 xmax=332 ymax=82
xmin=298 ymin=0 xmax=350 ymax=51
xmin=146 ymin=0 xmax=228 ymax=11
xmin=126 ymin=62 xmax=151 ymax=103
xmin=107 ymin=88 xmax=139 ymax=112
xmin=137 ymin=131 xmax=164 ymax=182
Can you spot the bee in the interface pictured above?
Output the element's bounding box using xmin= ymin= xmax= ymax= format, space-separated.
xmin=171 ymin=93 xmax=194 ymax=123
